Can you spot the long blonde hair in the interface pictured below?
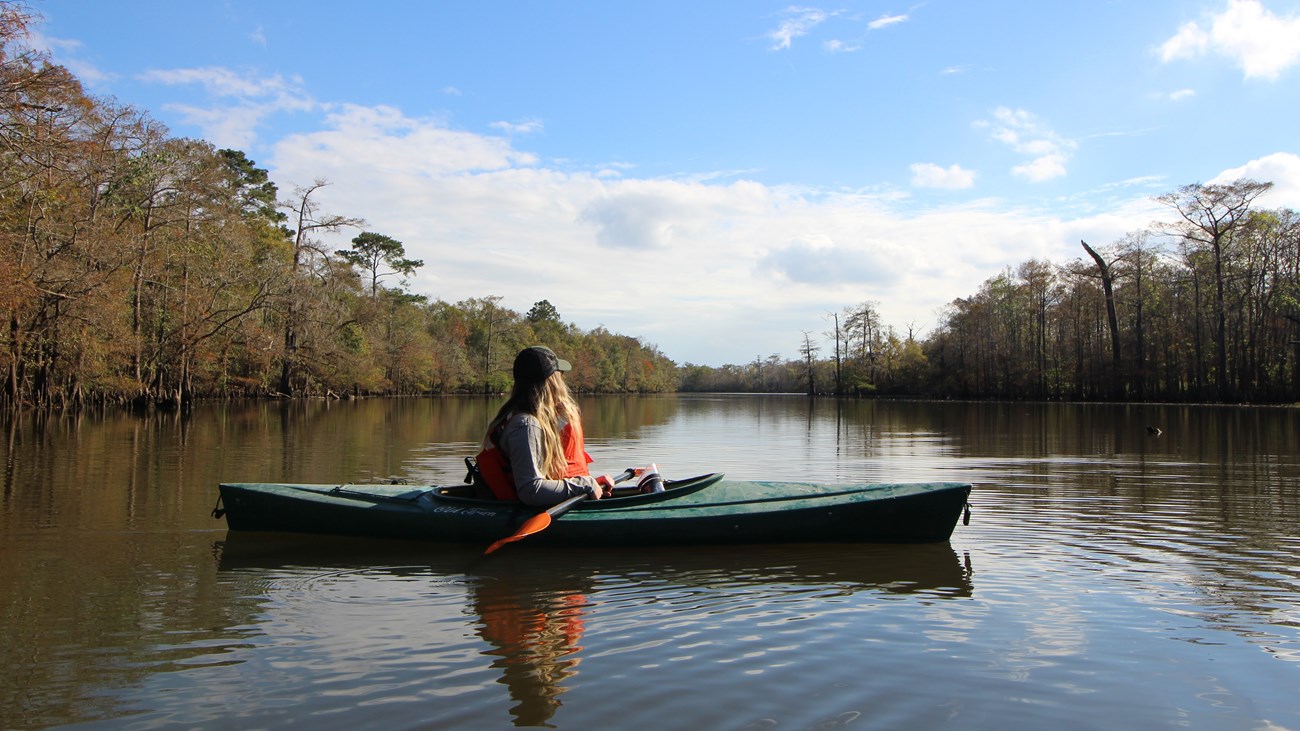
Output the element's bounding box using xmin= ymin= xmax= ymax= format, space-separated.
xmin=484 ymin=371 xmax=581 ymax=479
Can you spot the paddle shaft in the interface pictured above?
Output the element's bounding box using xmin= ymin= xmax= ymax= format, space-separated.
xmin=483 ymin=468 xmax=636 ymax=554
xmin=546 ymin=467 xmax=637 ymax=519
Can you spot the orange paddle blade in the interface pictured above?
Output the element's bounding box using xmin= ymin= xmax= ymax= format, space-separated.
xmin=484 ymin=512 xmax=553 ymax=555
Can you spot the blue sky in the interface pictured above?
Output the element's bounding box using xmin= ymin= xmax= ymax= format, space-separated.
xmin=31 ymin=0 xmax=1300 ymax=365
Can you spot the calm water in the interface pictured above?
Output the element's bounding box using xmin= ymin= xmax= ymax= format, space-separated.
xmin=2 ymin=395 xmax=1298 ymax=730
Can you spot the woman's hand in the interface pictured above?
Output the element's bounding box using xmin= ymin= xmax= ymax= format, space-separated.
xmin=593 ymin=474 xmax=615 ymax=498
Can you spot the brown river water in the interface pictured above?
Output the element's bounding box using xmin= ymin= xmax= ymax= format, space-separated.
xmin=2 ymin=395 xmax=1298 ymax=730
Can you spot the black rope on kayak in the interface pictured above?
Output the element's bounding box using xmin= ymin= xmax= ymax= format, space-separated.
xmin=326 ymin=485 xmax=429 ymax=503
xmin=211 ymin=494 xmax=225 ymax=520
xmin=963 ymin=502 xmax=971 ymax=526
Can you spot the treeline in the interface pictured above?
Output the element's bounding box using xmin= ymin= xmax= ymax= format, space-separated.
xmin=0 ymin=5 xmax=675 ymax=409
xmin=685 ymin=179 xmax=1300 ymax=404
xmin=925 ymin=181 xmax=1299 ymax=402
xmin=765 ymin=180 xmax=1298 ymax=403
xmin=677 ymin=303 xmax=929 ymax=396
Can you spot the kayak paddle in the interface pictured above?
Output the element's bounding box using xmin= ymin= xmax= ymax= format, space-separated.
xmin=484 ymin=468 xmax=635 ymax=555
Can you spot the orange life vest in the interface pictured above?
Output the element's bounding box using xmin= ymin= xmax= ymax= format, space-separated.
xmin=560 ymin=419 xmax=594 ymax=478
xmin=476 ymin=416 xmax=592 ymax=501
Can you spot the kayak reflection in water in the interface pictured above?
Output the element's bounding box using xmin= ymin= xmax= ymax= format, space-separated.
xmin=475 ymin=346 xmax=617 ymax=506
xmin=474 ymin=578 xmax=590 ymax=726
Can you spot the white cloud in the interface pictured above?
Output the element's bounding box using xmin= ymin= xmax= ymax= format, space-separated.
xmin=1210 ymin=151 xmax=1300 ymax=208
xmin=159 ymin=104 xmax=266 ymax=150
xmin=868 ymin=13 xmax=908 ymax=30
xmin=264 ymin=105 xmax=1167 ymax=364
xmin=27 ymin=29 xmax=113 ymax=84
xmin=910 ymin=163 xmax=976 ymax=190
xmin=25 ymin=29 xmax=81 ymax=55
xmin=277 ymin=104 xmax=536 ymax=176
xmin=761 ymin=235 xmax=902 ymax=285
xmin=976 ymin=107 xmax=1077 ymax=183
xmin=1159 ymin=0 xmax=1300 ymax=80
xmin=139 ymin=67 xmax=305 ymax=98
xmin=824 ymin=39 xmax=861 ymax=53
xmin=1159 ymin=20 xmax=1210 ymax=62
xmin=1012 ymin=154 xmax=1069 ymax=183
xmin=490 ymin=118 xmax=544 ymax=135
xmin=139 ymin=66 xmax=316 ymax=149
xmin=580 ymin=189 xmax=684 ymax=250
xmin=767 ymin=7 xmax=835 ymax=50
xmin=1167 ymin=88 xmax=1196 ymax=101
xmin=250 ymin=25 xmax=267 ymax=47
xmin=768 ymin=7 xmax=901 ymax=55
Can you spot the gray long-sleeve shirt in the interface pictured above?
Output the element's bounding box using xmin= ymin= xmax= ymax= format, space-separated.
xmin=498 ymin=413 xmax=601 ymax=506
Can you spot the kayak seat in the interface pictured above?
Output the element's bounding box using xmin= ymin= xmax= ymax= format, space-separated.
xmin=436 ymin=484 xmax=480 ymax=499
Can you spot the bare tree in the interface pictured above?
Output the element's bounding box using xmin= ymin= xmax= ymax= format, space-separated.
xmin=799 ymin=331 xmax=820 ymax=396
xmin=1157 ymin=180 xmax=1272 ymax=399
xmin=278 ymin=181 xmax=363 ymax=395
xmin=1081 ymin=240 xmax=1121 ymax=395
xmin=824 ymin=311 xmax=842 ymax=395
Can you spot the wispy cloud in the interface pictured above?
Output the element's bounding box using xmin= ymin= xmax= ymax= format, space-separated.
xmin=25 ymin=29 xmax=82 ymax=55
xmin=910 ymin=163 xmax=976 ymax=190
xmin=768 ymin=7 xmax=906 ymax=55
xmin=1167 ymin=88 xmax=1196 ymax=101
xmin=138 ymin=67 xmax=315 ymax=149
xmin=490 ymin=118 xmax=544 ymax=135
xmin=250 ymin=25 xmax=267 ymax=47
xmin=767 ymin=7 xmax=836 ymax=50
xmin=868 ymin=13 xmax=908 ymax=30
xmin=1158 ymin=0 xmax=1300 ymax=80
xmin=823 ymin=39 xmax=861 ymax=53
xmin=975 ymin=107 xmax=1077 ymax=183
xmin=139 ymin=66 xmax=305 ymax=97
xmin=27 ymin=29 xmax=114 ymax=84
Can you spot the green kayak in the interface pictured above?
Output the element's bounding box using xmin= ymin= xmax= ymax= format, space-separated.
xmin=216 ymin=473 xmax=972 ymax=546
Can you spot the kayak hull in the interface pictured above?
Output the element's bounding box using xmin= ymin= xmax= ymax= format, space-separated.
xmin=216 ymin=476 xmax=972 ymax=545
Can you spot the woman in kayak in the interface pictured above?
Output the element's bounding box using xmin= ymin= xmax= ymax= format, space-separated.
xmin=476 ymin=346 xmax=615 ymax=505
